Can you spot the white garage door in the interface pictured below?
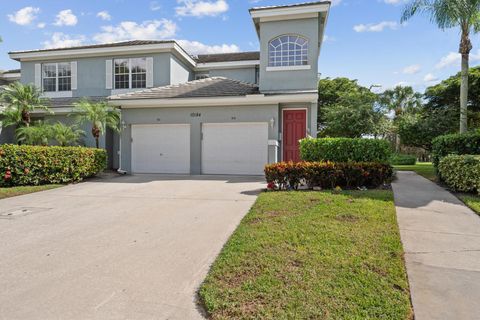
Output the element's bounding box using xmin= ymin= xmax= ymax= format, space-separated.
xmin=131 ymin=124 xmax=190 ymax=174
xmin=202 ymin=122 xmax=268 ymax=175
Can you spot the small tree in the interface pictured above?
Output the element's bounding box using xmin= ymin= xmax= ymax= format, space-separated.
xmin=15 ymin=120 xmax=53 ymax=146
xmin=0 ymin=82 xmax=50 ymax=127
xmin=71 ymin=99 xmax=120 ymax=148
xmin=402 ymin=0 xmax=480 ymax=133
xmin=379 ymin=85 xmax=422 ymax=152
xmin=51 ymin=122 xmax=84 ymax=146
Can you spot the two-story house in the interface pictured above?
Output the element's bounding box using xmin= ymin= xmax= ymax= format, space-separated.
xmin=6 ymin=1 xmax=330 ymax=175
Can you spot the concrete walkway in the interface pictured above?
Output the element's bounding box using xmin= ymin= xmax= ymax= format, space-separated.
xmin=392 ymin=171 xmax=480 ymax=320
xmin=0 ymin=174 xmax=264 ymax=320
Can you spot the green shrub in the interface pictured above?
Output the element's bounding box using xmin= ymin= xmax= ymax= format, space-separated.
xmin=432 ymin=132 xmax=480 ymax=167
xmin=0 ymin=144 xmax=107 ymax=187
xmin=299 ymin=138 xmax=391 ymax=162
xmin=389 ymin=153 xmax=417 ymax=165
xmin=265 ymin=161 xmax=393 ymax=190
xmin=438 ymin=155 xmax=480 ymax=193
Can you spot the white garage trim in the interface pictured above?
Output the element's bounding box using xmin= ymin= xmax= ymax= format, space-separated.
xmin=201 ymin=122 xmax=268 ymax=175
xmin=131 ymin=124 xmax=190 ymax=174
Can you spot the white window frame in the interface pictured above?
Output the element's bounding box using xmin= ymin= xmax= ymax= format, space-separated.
xmin=42 ymin=62 xmax=72 ymax=92
xmin=114 ymin=57 xmax=147 ymax=90
xmin=267 ymin=34 xmax=309 ymax=70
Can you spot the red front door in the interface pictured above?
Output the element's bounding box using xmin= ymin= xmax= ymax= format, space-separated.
xmin=283 ymin=109 xmax=307 ymax=162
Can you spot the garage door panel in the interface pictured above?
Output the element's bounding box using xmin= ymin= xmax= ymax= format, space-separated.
xmin=132 ymin=124 xmax=190 ymax=174
xmin=202 ymin=123 xmax=268 ymax=175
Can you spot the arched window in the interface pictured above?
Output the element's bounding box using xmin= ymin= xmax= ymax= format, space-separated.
xmin=268 ymin=35 xmax=309 ymax=67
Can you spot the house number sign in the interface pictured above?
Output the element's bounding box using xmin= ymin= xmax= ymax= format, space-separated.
xmin=190 ymin=112 xmax=201 ymax=117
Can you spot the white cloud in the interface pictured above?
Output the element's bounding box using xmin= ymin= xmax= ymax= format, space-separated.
xmin=353 ymin=21 xmax=401 ymax=32
xmin=402 ymin=64 xmax=421 ymax=74
xmin=434 ymin=50 xmax=480 ymax=69
xmin=96 ymin=11 xmax=111 ymax=21
xmin=93 ymin=19 xmax=177 ymax=43
xmin=424 ymin=73 xmax=438 ymax=83
xmin=37 ymin=22 xmax=46 ymax=29
xmin=8 ymin=7 xmax=40 ymax=26
xmin=177 ymin=39 xmax=239 ymax=54
xmin=43 ymin=32 xmax=85 ymax=49
xmin=54 ymin=9 xmax=78 ymax=26
xmin=176 ymin=0 xmax=229 ymax=17
xmin=150 ymin=1 xmax=162 ymax=11
xmin=331 ymin=0 xmax=342 ymax=6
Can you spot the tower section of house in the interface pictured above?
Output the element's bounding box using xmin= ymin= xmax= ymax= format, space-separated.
xmin=250 ymin=1 xmax=329 ymax=93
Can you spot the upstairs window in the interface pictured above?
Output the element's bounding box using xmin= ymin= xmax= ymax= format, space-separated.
xmin=268 ymin=35 xmax=309 ymax=67
xmin=42 ymin=62 xmax=71 ymax=92
xmin=114 ymin=58 xmax=147 ymax=89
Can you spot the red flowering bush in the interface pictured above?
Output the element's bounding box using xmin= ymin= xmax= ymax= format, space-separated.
xmin=0 ymin=144 xmax=107 ymax=186
xmin=265 ymin=161 xmax=393 ymax=190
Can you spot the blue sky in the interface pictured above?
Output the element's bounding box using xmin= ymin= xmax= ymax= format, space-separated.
xmin=1 ymin=0 xmax=479 ymax=92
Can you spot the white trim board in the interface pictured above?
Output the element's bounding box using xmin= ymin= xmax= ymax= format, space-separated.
xmin=110 ymin=93 xmax=318 ymax=108
xmin=10 ymin=42 xmax=196 ymax=68
xmin=195 ymin=60 xmax=260 ymax=71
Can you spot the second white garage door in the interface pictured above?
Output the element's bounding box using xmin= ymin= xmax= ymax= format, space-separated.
xmin=202 ymin=122 xmax=268 ymax=175
xmin=131 ymin=124 xmax=190 ymax=174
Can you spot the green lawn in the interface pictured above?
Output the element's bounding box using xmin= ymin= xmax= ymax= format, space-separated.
xmin=0 ymin=185 xmax=62 ymax=199
xmin=200 ymin=190 xmax=412 ymax=319
xmin=457 ymin=194 xmax=480 ymax=216
xmin=393 ymin=162 xmax=436 ymax=181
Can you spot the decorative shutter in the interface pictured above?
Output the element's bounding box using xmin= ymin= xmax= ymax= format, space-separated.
xmin=34 ymin=63 xmax=41 ymax=89
xmin=146 ymin=57 xmax=153 ymax=88
xmin=71 ymin=61 xmax=77 ymax=90
xmin=105 ymin=59 xmax=113 ymax=89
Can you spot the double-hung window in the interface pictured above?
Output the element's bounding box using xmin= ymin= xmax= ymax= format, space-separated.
xmin=42 ymin=62 xmax=71 ymax=92
xmin=114 ymin=58 xmax=147 ymax=89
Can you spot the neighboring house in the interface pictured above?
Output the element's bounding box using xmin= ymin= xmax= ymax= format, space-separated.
xmin=0 ymin=69 xmax=21 ymax=86
xmin=5 ymin=1 xmax=330 ymax=175
xmin=0 ymin=69 xmax=21 ymax=144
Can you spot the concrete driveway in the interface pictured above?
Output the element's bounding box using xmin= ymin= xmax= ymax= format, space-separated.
xmin=0 ymin=174 xmax=264 ymax=319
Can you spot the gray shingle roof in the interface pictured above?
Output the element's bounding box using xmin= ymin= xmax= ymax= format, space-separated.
xmin=196 ymin=52 xmax=259 ymax=63
xmin=249 ymin=1 xmax=330 ymax=12
xmin=46 ymin=97 xmax=106 ymax=108
xmin=2 ymin=69 xmax=20 ymax=74
xmin=9 ymin=40 xmax=175 ymax=54
xmin=109 ymin=77 xmax=259 ymax=100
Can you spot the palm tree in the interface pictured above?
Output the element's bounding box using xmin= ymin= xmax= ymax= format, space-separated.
xmin=401 ymin=0 xmax=480 ymax=133
xmin=51 ymin=122 xmax=84 ymax=146
xmin=379 ymin=86 xmax=423 ymax=152
xmin=16 ymin=120 xmax=53 ymax=146
xmin=71 ymin=99 xmax=120 ymax=148
xmin=0 ymin=82 xmax=50 ymax=127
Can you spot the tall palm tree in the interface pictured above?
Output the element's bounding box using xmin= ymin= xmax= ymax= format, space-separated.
xmin=379 ymin=86 xmax=422 ymax=152
xmin=71 ymin=99 xmax=120 ymax=148
xmin=401 ymin=0 xmax=480 ymax=133
xmin=0 ymin=82 xmax=50 ymax=127
xmin=51 ymin=122 xmax=85 ymax=146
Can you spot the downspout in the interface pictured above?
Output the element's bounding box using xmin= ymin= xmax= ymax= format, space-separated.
xmin=117 ymin=108 xmax=127 ymax=175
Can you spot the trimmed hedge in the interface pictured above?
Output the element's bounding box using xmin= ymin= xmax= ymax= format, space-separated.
xmin=0 ymin=144 xmax=107 ymax=187
xmin=432 ymin=132 xmax=480 ymax=167
xmin=265 ymin=161 xmax=393 ymax=190
xmin=299 ymin=138 xmax=391 ymax=163
xmin=389 ymin=153 xmax=417 ymax=165
xmin=438 ymin=155 xmax=480 ymax=193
